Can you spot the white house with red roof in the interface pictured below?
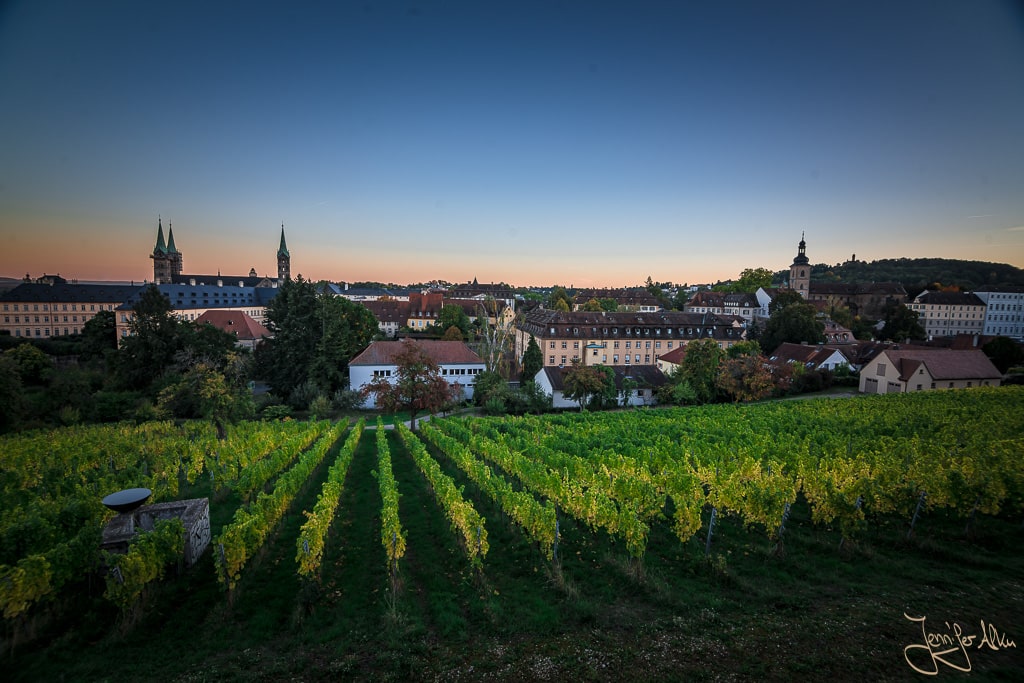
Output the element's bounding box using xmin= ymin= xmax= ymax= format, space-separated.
xmin=195 ymin=310 xmax=270 ymax=350
xmin=859 ymin=348 xmax=1001 ymax=394
xmin=349 ymin=339 xmax=486 ymax=408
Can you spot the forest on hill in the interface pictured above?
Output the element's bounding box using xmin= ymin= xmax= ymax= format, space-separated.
xmin=775 ymin=257 xmax=1024 ymax=295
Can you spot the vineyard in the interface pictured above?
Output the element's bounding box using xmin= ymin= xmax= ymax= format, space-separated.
xmin=3 ymin=387 xmax=1024 ymax=681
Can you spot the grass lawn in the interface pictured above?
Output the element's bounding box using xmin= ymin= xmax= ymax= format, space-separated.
xmin=6 ymin=427 xmax=1023 ymax=682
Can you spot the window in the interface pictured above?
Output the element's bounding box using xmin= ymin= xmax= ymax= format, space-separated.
xmin=876 ymin=363 xmax=886 ymax=376
xmin=561 ymin=341 xmax=567 ymax=349
xmin=613 ymin=354 xmax=619 ymax=362
xmin=573 ymin=342 xmax=579 ymax=349
xmin=549 ymin=341 xmax=555 ymax=349
xmin=549 ymin=356 xmax=555 ymax=364
xmin=560 ymin=355 xmax=567 ymax=365
xmin=634 ymin=354 xmax=640 ymax=363
xmin=614 ymin=341 xmax=619 ymax=349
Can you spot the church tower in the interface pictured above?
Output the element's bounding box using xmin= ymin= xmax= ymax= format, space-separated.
xmin=277 ymin=224 xmax=291 ymax=282
xmin=150 ymin=218 xmax=183 ymax=283
xmin=151 ymin=218 xmax=171 ymax=283
xmin=788 ymin=233 xmax=810 ymax=298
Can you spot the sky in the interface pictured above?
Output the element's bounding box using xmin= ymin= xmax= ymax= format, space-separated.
xmin=1 ymin=0 xmax=1023 ymax=288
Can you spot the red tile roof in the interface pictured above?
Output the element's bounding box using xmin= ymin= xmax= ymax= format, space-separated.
xmin=880 ymin=349 xmax=1002 ymax=381
xmin=349 ymin=339 xmax=484 ymax=366
xmin=195 ymin=310 xmax=269 ymax=340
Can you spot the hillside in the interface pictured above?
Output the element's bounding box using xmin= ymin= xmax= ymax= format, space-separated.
xmin=773 ymin=258 xmax=1024 ymax=295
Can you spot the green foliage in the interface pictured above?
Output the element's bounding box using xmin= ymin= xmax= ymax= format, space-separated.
xmin=521 ymin=335 xmax=543 ymax=382
xmin=562 ymin=363 xmax=614 ymax=410
xmin=761 ymin=302 xmax=824 ymax=353
xmin=0 ymin=356 xmax=23 ymax=431
xmin=79 ymin=310 xmax=117 ymax=363
xmin=331 ymin=388 xmax=365 ymax=410
xmin=716 ymin=354 xmax=774 ymax=402
xmin=472 ymin=370 xmax=507 ymax=406
xmin=258 ymin=279 xmax=377 ymax=399
xmin=879 ymin=303 xmax=924 ymax=342
xmin=157 ymin=363 xmax=253 ymax=423
xmin=768 ymin=290 xmax=806 ymax=315
xmin=726 ymin=340 xmax=761 ymax=358
xmin=308 ymin=394 xmax=333 ymax=419
xmin=713 ymin=267 xmax=775 ymax=293
xmin=104 ymin=519 xmax=185 ymax=611
xmin=261 ymin=404 xmax=292 ymax=421
xmin=808 ymin=256 xmax=1024 ymax=291
xmin=547 ymin=286 xmax=572 ymax=311
xmin=983 ymin=336 xmax=1024 ymax=374
xmin=4 ymin=343 xmax=53 ymax=384
xmin=434 ymin=304 xmax=471 ymax=337
xmin=679 ymin=338 xmax=725 ymax=404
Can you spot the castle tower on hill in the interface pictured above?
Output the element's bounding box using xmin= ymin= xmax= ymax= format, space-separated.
xmin=788 ymin=232 xmax=810 ymax=298
xmin=150 ymin=218 xmax=183 ymax=284
xmin=277 ymin=224 xmax=290 ymax=282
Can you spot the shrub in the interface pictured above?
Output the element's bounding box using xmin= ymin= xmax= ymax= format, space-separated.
xmin=332 ymin=388 xmax=365 ymax=410
xmin=261 ymin=404 xmax=292 ymax=421
xmin=309 ymin=394 xmax=333 ymax=420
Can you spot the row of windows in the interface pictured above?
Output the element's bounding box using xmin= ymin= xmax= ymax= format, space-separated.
xmin=12 ymin=327 xmax=82 ymax=337
xmin=545 ymin=326 xmax=732 ymax=338
xmin=441 ymin=368 xmax=481 ymax=376
xmin=4 ymin=315 xmax=92 ymax=324
xmin=550 ymin=340 xmax=675 ymax=350
xmin=3 ymin=303 xmax=112 ymax=312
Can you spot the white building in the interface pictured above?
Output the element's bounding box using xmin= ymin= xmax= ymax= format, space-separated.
xmin=974 ymin=286 xmax=1024 ymax=340
xmin=349 ymin=339 xmax=486 ymax=408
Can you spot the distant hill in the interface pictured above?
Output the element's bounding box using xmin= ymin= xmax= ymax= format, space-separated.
xmin=775 ymin=258 xmax=1024 ymax=296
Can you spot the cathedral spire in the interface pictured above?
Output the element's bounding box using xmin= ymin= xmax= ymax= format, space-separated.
xmin=277 ymin=223 xmax=290 ymax=258
xmin=167 ymin=222 xmax=178 ymax=254
xmin=154 ymin=217 xmax=168 ymax=254
xmin=277 ymin=223 xmax=291 ymax=282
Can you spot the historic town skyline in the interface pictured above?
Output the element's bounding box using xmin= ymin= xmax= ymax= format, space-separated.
xmin=2 ymin=1 xmax=1023 ymax=286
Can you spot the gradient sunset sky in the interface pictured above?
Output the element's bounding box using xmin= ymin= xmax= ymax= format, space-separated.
xmin=2 ymin=1 xmax=1023 ymax=287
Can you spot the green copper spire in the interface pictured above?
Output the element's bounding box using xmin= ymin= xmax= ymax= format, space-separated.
xmin=154 ymin=218 xmax=168 ymax=254
xmin=167 ymin=222 xmax=178 ymax=254
xmin=277 ymin=223 xmax=290 ymax=258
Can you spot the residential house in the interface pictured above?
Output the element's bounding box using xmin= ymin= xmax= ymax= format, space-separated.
xmin=534 ymin=365 xmax=666 ymax=409
xmin=349 ymin=339 xmax=486 ymax=408
xmin=859 ymin=348 xmax=1002 ymax=394
xmin=767 ymin=342 xmax=851 ymax=372
xmin=194 ymin=310 xmax=270 ymax=350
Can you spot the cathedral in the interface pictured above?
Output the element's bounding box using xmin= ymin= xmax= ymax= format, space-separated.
xmin=150 ymin=219 xmax=290 ymax=287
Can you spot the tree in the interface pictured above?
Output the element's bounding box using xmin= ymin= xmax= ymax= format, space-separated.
xmin=0 ymin=355 xmax=23 ymax=431
xmin=726 ymin=340 xmax=761 ymax=359
xmin=620 ymin=376 xmax=638 ymax=407
xmin=714 ymin=268 xmax=774 ymax=293
xmin=258 ymin=279 xmax=377 ymax=400
xmin=562 ymin=363 xmax=615 ymax=411
xmin=79 ymin=310 xmax=117 ymax=364
xmin=982 ymin=336 xmax=1024 ymax=373
xmin=716 ymin=354 xmax=774 ymax=403
xmin=879 ymin=303 xmax=925 ymax=342
xmin=115 ymin=285 xmax=188 ymax=390
xmin=679 ymin=338 xmax=725 ymax=404
xmin=441 ymin=325 xmax=465 ymax=341
xmin=473 ymin=299 xmax=514 ymax=376
xmin=769 ymin=290 xmax=806 ymax=315
xmin=548 ymin=286 xmax=572 ymax=311
xmin=582 ymin=298 xmax=603 ymax=312
xmin=599 ymin=298 xmax=619 ymax=312
xmin=760 ymin=302 xmax=824 ymax=354
xmin=472 ymin=369 xmax=507 ymax=407
xmin=4 ymin=343 xmax=52 ymax=384
xmin=434 ymin=304 xmax=470 ymax=338
xmin=361 ymin=341 xmax=456 ymax=430
xmin=157 ymin=362 xmax=254 ymax=428
xmin=521 ymin=335 xmax=543 ymax=383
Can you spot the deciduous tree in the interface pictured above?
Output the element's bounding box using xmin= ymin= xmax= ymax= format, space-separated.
xmin=361 ymin=341 xmax=456 ymax=429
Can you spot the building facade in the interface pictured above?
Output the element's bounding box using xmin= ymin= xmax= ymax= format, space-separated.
xmin=908 ymin=291 xmax=986 ymax=340
xmin=514 ymin=310 xmax=745 ymax=370
xmin=974 ymin=286 xmax=1024 ymax=340
xmin=348 ymin=340 xmax=486 ymax=407
xmin=1 ymin=282 xmax=143 ymax=339
xmin=858 ymin=348 xmax=1001 ymax=394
